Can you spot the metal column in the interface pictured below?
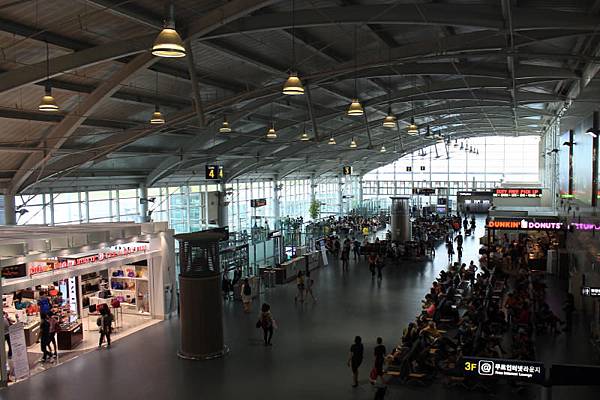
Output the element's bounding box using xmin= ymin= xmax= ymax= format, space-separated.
xmin=3 ymin=194 xmax=16 ymax=225
xmin=139 ymin=183 xmax=149 ymax=222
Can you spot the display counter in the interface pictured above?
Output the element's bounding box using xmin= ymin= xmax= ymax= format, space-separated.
xmin=57 ymin=322 xmax=83 ymax=350
xmin=23 ymin=320 xmax=40 ymax=347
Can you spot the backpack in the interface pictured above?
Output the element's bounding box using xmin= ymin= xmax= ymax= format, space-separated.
xmin=243 ymin=284 xmax=251 ymax=296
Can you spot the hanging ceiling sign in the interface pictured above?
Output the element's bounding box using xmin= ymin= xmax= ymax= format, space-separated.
xmin=250 ymin=198 xmax=267 ymax=208
xmin=406 ymin=166 xmax=412 ymax=172
xmin=493 ymin=188 xmax=542 ymax=198
xmin=486 ymin=218 xmax=564 ymax=231
xmin=205 ymin=165 xmax=224 ymax=180
xmin=581 ymin=286 xmax=600 ymax=297
xmin=457 ymin=191 xmax=493 ymax=197
xmin=462 ymin=357 xmax=545 ymax=384
xmin=420 ymin=166 xmax=426 ymax=171
xmin=412 ymin=188 xmax=435 ymax=195
xmin=342 ymin=166 xmax=352 ymax=175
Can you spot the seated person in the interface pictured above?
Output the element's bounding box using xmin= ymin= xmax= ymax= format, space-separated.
xmin=420 ymin=321 xmax=442 ymax=342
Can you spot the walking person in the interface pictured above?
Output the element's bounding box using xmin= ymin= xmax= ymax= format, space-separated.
xmin=368 ymin=253 xmax=377 ymax=278
xmin=376 ymin=254 xmax=385 ymax=281
xmin=305 ymin=271 xmax=316 ymax=302
xmin=341 ymin=240 xmax=350 ymax=272
xmin=258 ymin=303 xmax=275 ymax=346
xmin=348 ymin=336 xmax=364 ymax=388
xmin=446 ymin=240 xmax=454 ymax=262
xmin=370 ymin=337 xmax=387 ymax=385
xmin=241 ymin=278 xmax=252 ymax=313
xmin=47 ymin=311 xmax=59 ymax=358
xmin=3 ymin=312 xmax=13 ymax=358
xmin=39 ymin=313 xmax=52 ymax=362
xmin=457 ymin=245 xmax=463 ymax=261
xmin=352 ymin=237 xmax=361 ymax=261
xmin=294 ymin=271 xmax=305 ymax=304
xmin=97 ymin=306 xmax=114 ymax=349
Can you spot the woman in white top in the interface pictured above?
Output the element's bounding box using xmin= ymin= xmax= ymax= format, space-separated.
xmin=241 ymin=278 xmax=252 ymax=313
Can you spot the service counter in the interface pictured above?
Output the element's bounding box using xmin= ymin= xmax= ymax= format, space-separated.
xmin=274 ymin=252 xmax=322 ymax=284
xmin=57 ymin=322 xmax=84 ymax=350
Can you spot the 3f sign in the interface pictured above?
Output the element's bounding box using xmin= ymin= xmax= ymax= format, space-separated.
xmin=465 ymin=362 xmax=477 ymax=371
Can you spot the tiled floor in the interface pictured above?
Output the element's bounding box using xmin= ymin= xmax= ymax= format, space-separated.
xmin=1 ymin=216 xmax=597 ymax=400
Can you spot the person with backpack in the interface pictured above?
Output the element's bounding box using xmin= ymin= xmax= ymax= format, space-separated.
xmin=241 ymin=278 xmax=252 ymax=313
xmin=97 ymin=306 xmax=114 ymax=349
xmin=348 ymin=336 xmax=364 ymax=388
xmin=258 ymin=303 xmax=275 ymax=346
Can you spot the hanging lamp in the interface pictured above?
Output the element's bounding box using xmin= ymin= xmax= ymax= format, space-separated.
xmin=347 ymin=26 xmax=363 ymax=116
xmin=266 ymin=123 xmax=277 ymax=139
xmin=39 ymin=42 xmax=59 ymax=112
xmin=380 ymin=145 xmax=386 ymax=153
xmin=424 ymin=125 xmax=431 ymax=138
xmin=459 ymin=142 xmax=464 ymax=150
xmin=350 ymin=137 xmax=358 ymax=148
xmin=383 ymin=105 xmax=396 ymax=128
xmin=328 ymin=136 xmax=336 ymax=145
xmin=219 ymin=116 xmax=232 ymax=133
xmin=152 ymin=4 xmax=185 ymax=58
xmin=453 ymin=139 xmax=459 ymax=147
xmin=300 ymin=131 xmax=310 ymax=141
xmin=407 ymin=117 xmax=418 ymax=135
xmin=283 ymin=0 xmax=304 ymax=95
xmin=150 ymin=105 xmax=165 ymax=124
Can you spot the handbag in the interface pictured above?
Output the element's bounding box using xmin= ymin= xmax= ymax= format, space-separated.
xmin=369 ymin=367 xmax=378 ymax=381
xmin=111 ymin=298 xmax=121 ymax=308
xmin=255 ymin=320 xmax=262 ymax=329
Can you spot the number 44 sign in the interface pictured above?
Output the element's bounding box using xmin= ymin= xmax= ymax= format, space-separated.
xmin=205 ymin=165 xmax=224 ymax=180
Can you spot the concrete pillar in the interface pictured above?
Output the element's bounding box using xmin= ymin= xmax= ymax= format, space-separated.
xmin=139 ymin=183 xmax=149 ymax=222
xmin=218 ymin=182 xmax=228 ymax=228
xmin=4 ymin=194 xmax=16 ymax=225
xmin=338 ymin=175 xmax=344 ymax=217
xmin=310 ymin=175 xmax=316 ymax=204
xmin=272 ymin=179 xmax=280 ymax=229
xmin=390 ymin=196 xmax=411 ymax=242
xmin=358 ymin=175 xmax=364 ymax=204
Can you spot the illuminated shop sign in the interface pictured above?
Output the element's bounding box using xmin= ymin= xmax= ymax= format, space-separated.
xmin=413 ymin=188 xmax=435 ymax=195
xmin=250 ymin=198 xmax=267 ymax=208
xmin=570 ymin=223 xmax=600 ymax=231
xmin=493 ymin=188 xmax=542 ymax=198
xmin=581 ymin=287 xmax=600 ymax=297
xmin=462 ymin=357 xmax=545 ymax=384
xmin=29 ymin=244 xmax=148 ymax=276
xmin=457 ymin=191 xmax=493 ymax=197
xmin=487 ymin=219 xmax=563 ymax=230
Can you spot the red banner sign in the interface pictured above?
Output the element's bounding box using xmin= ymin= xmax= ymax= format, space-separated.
xmin=493 ymin=188 xmax=542 ymax=198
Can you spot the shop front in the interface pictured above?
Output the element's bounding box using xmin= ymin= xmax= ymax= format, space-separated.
xmin=0 ymin=222 xmax=175 ymax=385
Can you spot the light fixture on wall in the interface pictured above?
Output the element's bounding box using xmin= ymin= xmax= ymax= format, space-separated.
xmin=152 ymin=4 xmax=186 ymax=58
xmin=585 ymin=128 xmax=599 ymax=138
xmin=219 ymin=116 xmax=232 ymax=133
xmin=39 ymin=42 xmax=59 ymax=112
xmin=350 ymin=137 xmax=358 ymax=148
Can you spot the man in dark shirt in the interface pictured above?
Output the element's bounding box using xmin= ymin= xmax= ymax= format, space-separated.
xmin=371 ymin=337 xmax=386 ymax=384
xmin=348 ymin=336 xmax=364 ymax=388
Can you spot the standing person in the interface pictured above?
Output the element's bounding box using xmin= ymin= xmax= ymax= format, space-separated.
xmin=241 ymin=278 xmax=252 ymax=313
xmin=305 ymin=271 xmax=317 ymax=302
xmin=39 ymin=313 xmax=52 ymax=362
xmin=368 ymin=253 xmax=377 ymax=278
xmin=258 ymin=303 xmax=274 ymax=346
xmin=97 ymin=306 xmax=114 ymax=349
xmin=294 ymin=271 xmax=305 ymax=304
xmin=376 ymin=254 xmax=385 ymax=281
xmin=348 ymin=336 xmax=364 ymax=388
xmin=457 ymin=244 xmax=463 ymax=261
xmin=562 ymin=293 xmax=575 ymax=332
xmin=334 ymin=238 xmax=341 ymax=258
xmin=454 ymin=232 xmax=463 ymax=250
xmin=341 ymin=240 xmax=350 ymax=271
xmin=352 ymin=237 xmax=361 ymax=261
xmin=370 ymin=337 xmax=387 ymax=385
xmin=446 ymin=240 xmax=454 ymax=262
xmin=3 ymin=312 xmax=13 ymax=358
xmin=47 ymin=312 xmax=59 ymax=358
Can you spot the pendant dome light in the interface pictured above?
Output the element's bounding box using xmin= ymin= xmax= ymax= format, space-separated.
xmin=383 ymin=106 xmax=397 ymax=128
xmin=150 ymin=105 xmax=165 ymax=124
xmin=266 ymin=123 xmax=277 ymax=139
xmin=350 ymin=137 xmax=358 ymax=148
xmin=380 ymin=145 xmax=386 ymax=153
xmin=424 ymin=125 xmax=431 ymax=138
xmin=39 ymin=42 xmax=59 ymax=112
xmin=347 ymin=26 xmax=363 ymax=116
xmin=152 ymin=4 xmax=185 ymax=58
xmin=283 ymin=0 xmax=304 ymax=95
xmin=453 ymin=139 xmax=459 ymax=147
xmin=149 ymin=71 xmax=165 ymax=124
xmin=407 ymin=117 xmax=418 ymax=135
xmin=328 ymin=135 xmax=336 ymax=145
xmin=459 ymin=142 xmax=464 ymax=150
xmin=300 ymin=131 xmax=310 ymax=141
xmin=219 ymin=115 xmax=232 ymax=133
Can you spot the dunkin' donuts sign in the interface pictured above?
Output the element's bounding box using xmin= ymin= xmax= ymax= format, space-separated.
xmin=487 ymin=219 xmax=563 ymax=231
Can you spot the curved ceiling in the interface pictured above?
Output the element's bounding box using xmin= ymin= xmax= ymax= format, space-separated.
xmin=0 ymin=0 xmax=596 ymax=193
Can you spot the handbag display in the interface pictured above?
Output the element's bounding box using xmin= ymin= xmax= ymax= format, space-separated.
xmin=89 ymin=304 xmax=97 ymax=313
xmin=111 ymin=298 xmax=121 ymax=308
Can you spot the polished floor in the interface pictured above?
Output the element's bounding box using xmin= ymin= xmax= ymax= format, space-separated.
xmin=1 ymin=218 xmax=597 ymax=400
